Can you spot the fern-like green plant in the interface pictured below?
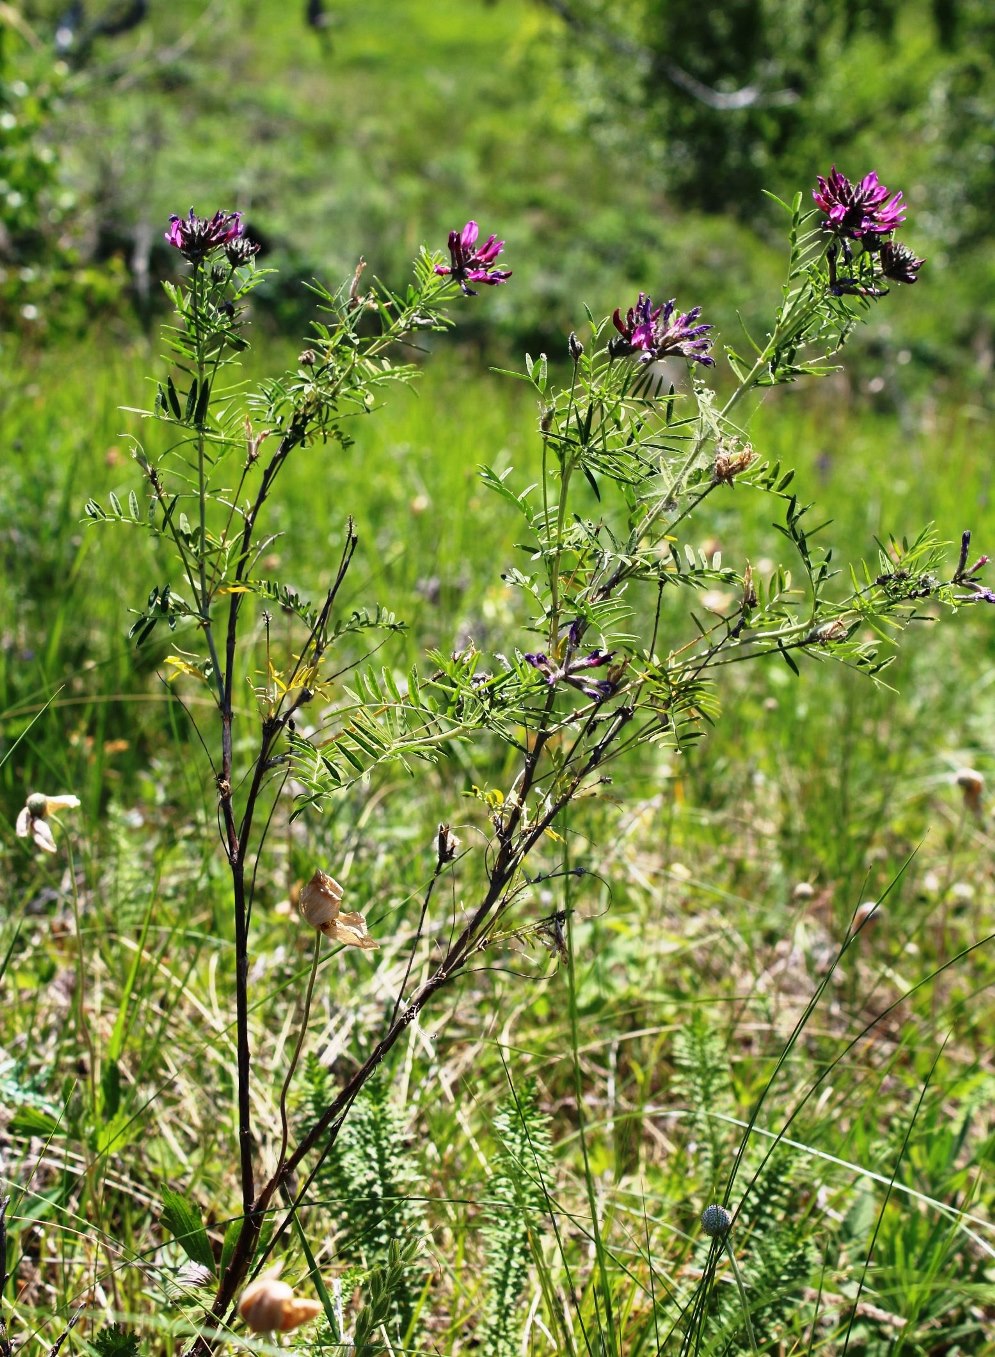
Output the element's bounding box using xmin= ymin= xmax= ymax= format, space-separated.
xmin=673 ymin=1013 xmax=735 ymax=1196
xmin=304 ymin=1061 xmax=427 ymax=1343
xmin=478 ymin=1078 xmax=554 ymax=1357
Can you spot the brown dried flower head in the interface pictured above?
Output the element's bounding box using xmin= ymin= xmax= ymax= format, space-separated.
xmin=298 ymin=869 xmax=378 ymax=950
xmin=713 ymin=440 xmax=756 ymax=485
xmin=238 ymin=1275 xmax=322 ymax=1333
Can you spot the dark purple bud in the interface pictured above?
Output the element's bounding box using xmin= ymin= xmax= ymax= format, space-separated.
xmin=879 ymin=238 xmax=925 ymax=285
xmin=573 ymin=649 xmax=615 ymax=670
xmin=958 ymin=531 xmax=972 ymax=576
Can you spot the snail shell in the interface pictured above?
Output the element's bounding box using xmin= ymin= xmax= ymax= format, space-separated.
xmin=238 ymin=1276 xmax=322 ymax=1333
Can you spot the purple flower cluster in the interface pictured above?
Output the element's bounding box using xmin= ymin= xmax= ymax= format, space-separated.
xmin=435 ymin=220 xmax=512 ymax=295
xmin=611 ymin=293 xmax=714 ymax=367
xmin=813 ymin=167 xmax=924 ymax=291
xmin=524 ymin=620 xmax=617 ymax=702
xmin=813 ymin=168 xmax=905 ymax=241
xmin=165 ymin=209 xmax=258 ymax=265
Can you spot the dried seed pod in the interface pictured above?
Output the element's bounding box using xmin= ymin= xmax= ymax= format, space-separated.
xmin=437 ymin=823 xmax=460 ymax=864
xmin=14 ymin=790 xmax=80 ymax=854
xmin=298 ymin=869 xmax=378 ymax=950
xmin=238 ymin=1276 xmax=322 ymax=1333
xmin=298 ymin=869 xmax=344 ymax=929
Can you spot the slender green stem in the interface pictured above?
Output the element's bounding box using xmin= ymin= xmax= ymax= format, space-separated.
xmin=65 ymin=836 xmax=96 ymax=1115
xmin=564 ymin=839 xmax=619 ymax=1357
xmin=723 ymin=1238 xmax=759 ymax=1357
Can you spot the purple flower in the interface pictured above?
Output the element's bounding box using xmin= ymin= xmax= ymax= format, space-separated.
xmin=166 ymin=209 xmax=253 ymax=264
xmin=524 ymin=642 xmax=617 ymax=702
xmin=879 ymin=239 xmax=925 ymax=284
xmin=434 ymin=220 xmax=512 ymax=295
xmin=611 ymin=293 xmax=714 ymax=367
xmin=813 ymin=168 xmax=906 ymax=242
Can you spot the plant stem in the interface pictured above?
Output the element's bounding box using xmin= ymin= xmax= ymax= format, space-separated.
xmin=724 ymin=1238 xmax=759 ymax=1356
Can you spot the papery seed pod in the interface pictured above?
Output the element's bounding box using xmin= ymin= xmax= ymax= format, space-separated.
xmin=15 ymin=791 xmax=80 ymax=854
xmin=348 ymin=256 xmax=367 ymax=308
xmin=238 ymin=1276 xmax=322 ymax=1333
xmin=700 ymin=1203 xmax=732 ymax=1237
xmin=298 ymin=869 xmax=344 ymax=931
xmin=955 ymin=767 xmax=984 ymax=817
xmin=298 ymin=869 xmax=378 ymax=950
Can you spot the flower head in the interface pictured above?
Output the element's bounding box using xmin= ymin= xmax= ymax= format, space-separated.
xmin=434 ymin=220 xmax=512 ymax=295
xmin=523 ymin=623 xmax=618 ymax=702
xmin=15 ymin=792 xmax=80 ymax=854
xmin=813 ymin=167 xmax=906 ymax=241
xmin=165 ymin=209 xmax=254 ymax=264
xmin=700 ymin=1203 xmax=732 ymax=1237
xmin=611 ymin=292 xmax=714 ymax=367
xmin=879 ymin=238 xmax=925 ymax=285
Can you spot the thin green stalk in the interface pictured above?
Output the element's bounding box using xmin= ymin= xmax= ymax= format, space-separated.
xmin=64 ymin=837 xmax=96 ymax=1116
xmin=723 ymin=1239 xmax=759 ymax=1357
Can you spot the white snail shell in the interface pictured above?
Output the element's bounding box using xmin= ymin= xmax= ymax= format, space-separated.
xmin=238 ymin=1276 xmax=322 ymax=1333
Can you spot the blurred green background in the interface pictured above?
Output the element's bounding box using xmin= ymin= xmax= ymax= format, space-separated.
xmin=3 ymin=0 xmax=994 ymax=381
